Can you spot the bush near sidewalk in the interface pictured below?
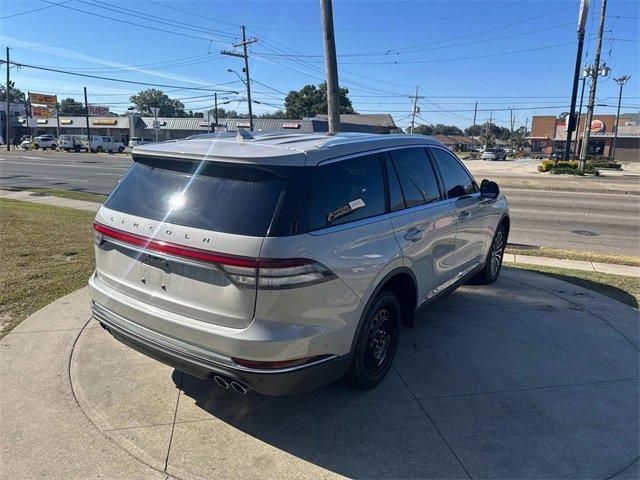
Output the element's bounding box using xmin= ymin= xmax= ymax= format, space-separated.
xmin=0 ymin=199 xmax=96 ymax=336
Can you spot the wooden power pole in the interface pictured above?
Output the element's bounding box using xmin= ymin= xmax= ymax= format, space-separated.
xmin=320 ymin=0 xmax=340 ymax=132
xmin=578 ymin=0 xmax=607 ymax=173
xmin=5 ymin=47 xmax=10 ymax=151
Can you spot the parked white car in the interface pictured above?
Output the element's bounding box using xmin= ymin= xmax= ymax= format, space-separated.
xmin=128 ymin=137 xmax=153 ymax=147
xmin=90 ymin=132 xmax=510 ymax=396
xmin=83 ymin=135 xmax=125 ymax=153
xmin=23 ymin=134 xmax=58 ymax=150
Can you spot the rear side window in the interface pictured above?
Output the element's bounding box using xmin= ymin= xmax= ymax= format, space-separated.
xmin=104 ymin=157 xmax=295 ymax=237
xmin=389 ymin=148 xmax=441 ymax=208
xmin=309 ymin=153 xmax=385 ymax=230
xmin=430 ymin=148 xmax=476 ymax=198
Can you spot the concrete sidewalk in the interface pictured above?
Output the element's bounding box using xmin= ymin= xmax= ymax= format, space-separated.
xmin=0 ymin=189 xmax=100 ymax=212
xmin=1 ymin=268 xmax=638 ymax=479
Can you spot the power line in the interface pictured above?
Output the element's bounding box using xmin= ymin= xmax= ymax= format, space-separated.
xmin=0 ymin=0 xmax=72 ymax=20
xmin=39 ymin=0 xmax=230 ymax=43
xmin=1 ymin=59 xmax=240 ymax=93
xmin=76 ymin=0 xmax=238 ymax=39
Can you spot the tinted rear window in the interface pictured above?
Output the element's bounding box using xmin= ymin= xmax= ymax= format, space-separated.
xmin=309 ymin=153 xmax=385 ymax=230
xmin=105 ymin=157 xmax=296 ymax=237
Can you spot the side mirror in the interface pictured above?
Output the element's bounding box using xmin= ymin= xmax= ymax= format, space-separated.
xmin=481 ymin=179 xmax=500 ymax=199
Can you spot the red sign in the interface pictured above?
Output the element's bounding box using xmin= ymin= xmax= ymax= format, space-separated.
xmin=282 ymin=122 xmax=300 ymax=129
xmin=590 ymin=119 xmax=605 ymax=134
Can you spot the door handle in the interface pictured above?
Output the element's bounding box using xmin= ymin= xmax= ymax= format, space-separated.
xmin=404 ymin=227 xmax=424 ymax=242
xmin=458 ymin=211 xmax=471 ymax=223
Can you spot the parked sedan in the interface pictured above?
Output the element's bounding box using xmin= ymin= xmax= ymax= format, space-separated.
xmin=481 ymin=148 xmax=507 ymax=161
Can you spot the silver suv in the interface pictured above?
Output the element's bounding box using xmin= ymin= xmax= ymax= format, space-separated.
xmin=90 ymin=132 xmax=509 ymax=396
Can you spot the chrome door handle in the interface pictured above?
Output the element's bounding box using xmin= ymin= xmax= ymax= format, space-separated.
xmin=458 ymin=211 xmax=471 ymax=223
xmin=404 ymin=227 xmax=424 ymax=242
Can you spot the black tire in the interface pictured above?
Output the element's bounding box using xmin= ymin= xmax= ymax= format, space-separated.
xmin=74 ymin=145 xmax=81 ymax=153
xmin=471 ymin=223 xmax=506 ymax=285
xmin=33 ymin=144 xmax=39 ymax=150
xmin=117 ymin=146 xmax=124 ymax=153
xmin=96 ymin=146 xmax=103 ymax=153
xmin=345 ymin=291 xmax=401 ymax=389
xmin=50 ymin=144 xmax=56 ymax=150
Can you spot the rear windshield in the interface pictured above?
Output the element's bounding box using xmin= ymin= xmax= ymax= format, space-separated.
xmin=104 ymin=157 xmax=302 ymax=237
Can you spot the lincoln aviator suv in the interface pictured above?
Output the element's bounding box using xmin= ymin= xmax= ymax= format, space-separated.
xmin=90 ymin=132 xmax=509 ymax=396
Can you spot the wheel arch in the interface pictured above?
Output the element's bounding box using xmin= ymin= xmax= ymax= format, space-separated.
xmin=350 ymin=267 xmax=419 ymax=353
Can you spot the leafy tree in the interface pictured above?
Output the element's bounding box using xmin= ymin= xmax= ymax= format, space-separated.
xmin=184 ymin=110 xmax=204 ymax=118
xmin=129 ymin=89 xmax=186 ymax=117
xmin=284 ymin=82 xmax=354 ymax=118
xmin=0 ymin=82 xmax=26 ymax=103
xmin=412 ymin=123 xmax=463 ymax=136
xmin=59 ymin=97 xmax=85 ymax=115
xmin=464 ymin=124 xmax=483 ymax=136
xmin=413 ymin=124 xmax=433 ymax=135
xmin=259 ymin=110 xmax=288 ymax=119
xmin=510 ymin=125 xmax=530 ymax=150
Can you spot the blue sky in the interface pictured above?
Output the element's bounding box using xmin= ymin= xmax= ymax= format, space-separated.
xmin=1 ymin=0 xmax=638 ymax=129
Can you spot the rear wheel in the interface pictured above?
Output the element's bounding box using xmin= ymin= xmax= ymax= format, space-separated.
xmin=345 ymin=291 xmax=400 ymax=389
xmin=33 ymin=144 xmax=39 ymax=150
xmin=471 ymin=224 xmax=506 ymax=285
xmin=74 ymin=145 xmax=81 ymax=153
xmin=50 ymin=144 xmax=56 ymax=150
xmin=117 ymin=146 xmax=124 ymax=153
xmin=96 ymin=146 xmax=103 ymax=153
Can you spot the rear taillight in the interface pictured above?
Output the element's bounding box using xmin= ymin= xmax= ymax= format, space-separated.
xmin=93 ymin=222 xmax=336 ymax=289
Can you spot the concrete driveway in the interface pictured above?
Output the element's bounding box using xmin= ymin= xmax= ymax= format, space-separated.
xmin=1 ymin=268 xmax=638 ymax=479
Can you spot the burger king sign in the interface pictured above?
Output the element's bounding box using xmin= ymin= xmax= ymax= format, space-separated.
xmin=590 ymin=119 xmax=605 ymax=134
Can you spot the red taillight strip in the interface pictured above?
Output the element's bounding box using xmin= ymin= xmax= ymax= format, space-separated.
xmin=93 ymin=222 xmax=313 ymax=269
xmin=94 ymin=221 xmax=259 ymax=267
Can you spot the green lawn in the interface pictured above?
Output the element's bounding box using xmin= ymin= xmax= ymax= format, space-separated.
xmin=514 ymin=264 xmax=639 ymax=309
xmin=0 ymin=199 xmax=96 ymax=336
xmin=506 ymin=246 xmax=640 ymax=267
xmin=25 ymin=188 xmax=107 ymax=203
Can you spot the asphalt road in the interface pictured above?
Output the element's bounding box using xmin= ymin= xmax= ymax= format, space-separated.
xmin=1 ymin=150 xmax=638 ymax=256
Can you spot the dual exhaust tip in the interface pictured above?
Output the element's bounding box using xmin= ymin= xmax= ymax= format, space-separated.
xmin=213 ymin=374 xmax=248 ymax=395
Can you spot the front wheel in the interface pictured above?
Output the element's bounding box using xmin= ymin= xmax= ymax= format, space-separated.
xmin=471 ymin=224 xmax=506 ymax=285
xmin=50 ymin=144 xmax=56 ymax=150
xmin=96 ymin=146 xmax=103 ymax=153
xmin=117 ymin=146 xmax=124 ymax=153
xmin=345 ymin=291 xmax=400 ymax=389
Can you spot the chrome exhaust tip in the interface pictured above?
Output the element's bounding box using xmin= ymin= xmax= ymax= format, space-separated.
xmin=230 ymin=381 xmax=248 ymax=395
xmin=213 ymin=375 xmax=229 ymax=389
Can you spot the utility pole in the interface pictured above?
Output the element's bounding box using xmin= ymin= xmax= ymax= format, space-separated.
xmin=563 ymin=0 xmax=590 ymax=162
xmin=472 ymin=101 xmax=478 ymax=129
xmin=5 ymin=47 xmax=10 ymax=151
xmin=510 ymin=107 xmax=514 ymax=152
xmin=320 ymin=0 xmax=341 ymax=132
xmin=579 ymin=0 xmax=607 ymax=174
xmin=83 ymin=87 xmax=92 ymax=153
xmin=214 ymin=92 xmax=218 ymax=129
xmin=221 ymin=26 xmax=257 ymax=131
xmin=574 ymin=75 xmax=588 ymax=159
xmin=410 ymin=86 xmax=419 ymax=134
xmin=484 ymin=111 xmax=493 ymax=148
xmin=611 ymin=75 xmax=630 ymax=161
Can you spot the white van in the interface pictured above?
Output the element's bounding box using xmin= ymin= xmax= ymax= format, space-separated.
xmin=82 ymin=135 xmax=125 ymax=153
xmin=128 ymin=137 xmax=153 ymax=147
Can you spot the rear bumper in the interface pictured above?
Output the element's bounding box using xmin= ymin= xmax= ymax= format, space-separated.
xmin=92 ymin=302 xmax=352 ymax=396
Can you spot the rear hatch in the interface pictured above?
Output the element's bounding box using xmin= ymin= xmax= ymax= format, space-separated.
xmin=93 ymin=156 xmax=297 ymax=329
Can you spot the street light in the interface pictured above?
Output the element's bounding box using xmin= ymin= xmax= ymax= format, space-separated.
xmin=227 ymin=68 xmax=246 ymax=85
xmin=611 ymin=75 xmax=631 ymax=161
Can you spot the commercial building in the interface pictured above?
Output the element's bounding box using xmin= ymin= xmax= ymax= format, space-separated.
xmin=25 ymin=113 xmax=401 ymax=144
xmin=529 ymin=113 xmax=640 ymax=162
xmin=0 ymin=102 xmax=28 ymax=142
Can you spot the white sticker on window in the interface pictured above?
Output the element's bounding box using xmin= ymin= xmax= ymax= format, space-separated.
xmin=349 ymin=198 xmax=366 ymax=210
